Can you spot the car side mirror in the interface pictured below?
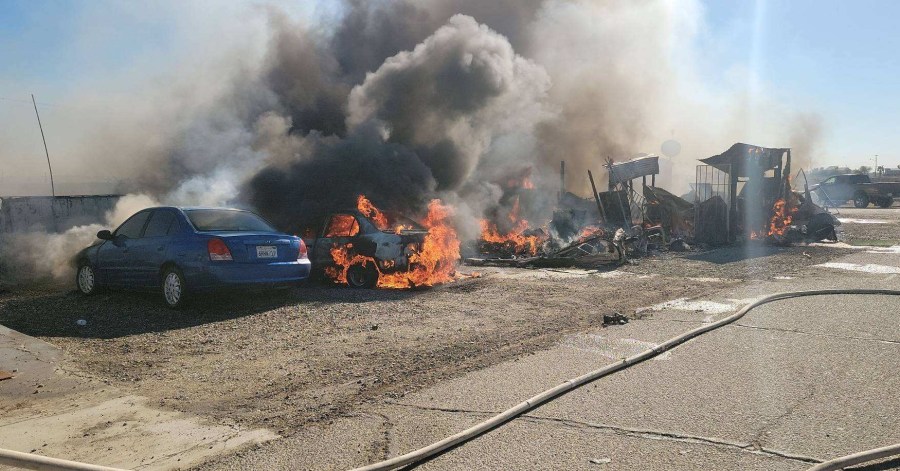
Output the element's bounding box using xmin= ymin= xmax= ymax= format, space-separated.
xmin=97 ymin=230 xmax=113 ymax=240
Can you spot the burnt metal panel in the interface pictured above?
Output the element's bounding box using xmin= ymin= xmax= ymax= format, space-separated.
xmin=608 ymin=155 xmax=660 ymax=186
xmin=700 ymin=143 xmax=789 ymax=177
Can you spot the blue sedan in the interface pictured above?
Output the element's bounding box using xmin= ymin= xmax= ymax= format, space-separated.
xmin=73 ymin=207 xmax=311 ymax=308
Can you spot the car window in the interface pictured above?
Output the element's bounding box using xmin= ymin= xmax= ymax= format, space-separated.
xmin=144 ymin=210 xmax=176 ymax=238
xmin=185 ymin=209 xmax=276 ymax=232
xmin=324 ymin=214 xmax=360 ymax=237
xmin=114 ymin=211 xmax=151 ymax=239
xmin=822 ymin=177 xmax=835 ymax=184
xmin=167 ymin=216 xmax=183 ymax=235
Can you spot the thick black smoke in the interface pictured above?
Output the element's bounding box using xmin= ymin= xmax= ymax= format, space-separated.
xmin=247 ymin=124 xmax=435 ymax=232
xmin=243 ymin=13 xmax=551 ymax=230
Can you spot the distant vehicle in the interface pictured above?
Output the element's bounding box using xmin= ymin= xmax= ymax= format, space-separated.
xmin=304 ymin=210 xmax=427 ymax=288
xmin=73 ymin=207 xmax=311 ymax=308
xmin=810 ymin=174 xmax=900 ymax=208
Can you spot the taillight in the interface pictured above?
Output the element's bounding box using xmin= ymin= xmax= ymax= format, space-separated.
xmin=298 ymin=238 xmax=308 ymax=260
xmin=208 ymin=238 xmax=233 ymax=261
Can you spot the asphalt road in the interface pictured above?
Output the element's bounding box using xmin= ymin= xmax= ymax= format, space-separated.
xmin=203 ymin=244 xmax=900 ymax=470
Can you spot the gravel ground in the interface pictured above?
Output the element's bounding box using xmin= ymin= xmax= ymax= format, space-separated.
xmin=0 ymin=270 xmax=711 ymax=436
xmin=833 ymin=207 xmax=900 ymax=245
xmin=0 ymin=212 xmax=891 ymax=450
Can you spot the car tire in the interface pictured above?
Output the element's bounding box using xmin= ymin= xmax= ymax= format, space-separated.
xmin=75 ymin=263 xmax=99 ymax=295
xmin=853 ymin=192 xmax=870 ymax=208
xmin=877 ymin=197 xmax=893 ymax=209
xmin=161 ymin=266 xmax=189 ymax=309
xmin=346 ymin=262 xmax=378 ymax=289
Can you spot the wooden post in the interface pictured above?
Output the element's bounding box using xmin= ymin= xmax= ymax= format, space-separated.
xmin=587 ymin=170 xmax=606 ymax=222
xmin=559 ymin=160 xmax=566 ymax=202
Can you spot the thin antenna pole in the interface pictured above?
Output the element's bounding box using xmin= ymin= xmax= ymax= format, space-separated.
xmin=31 ymin=93 xmax=55 ymax=197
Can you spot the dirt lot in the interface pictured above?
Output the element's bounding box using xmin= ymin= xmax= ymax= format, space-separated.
xmin=1 ymin=270 xmax=712 ymax=433
xmin=0 ymin=236 xmax=871 ymax=444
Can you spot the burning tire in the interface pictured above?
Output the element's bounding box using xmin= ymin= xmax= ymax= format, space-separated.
xmin=347 ymin=262 xmax=378 ymax=289
xmin=853 ymin=192 xmax=870 ymax=208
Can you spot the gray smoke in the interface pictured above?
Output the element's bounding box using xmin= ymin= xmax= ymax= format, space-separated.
xmin=2 ymin=0 xmax=830 ymax=282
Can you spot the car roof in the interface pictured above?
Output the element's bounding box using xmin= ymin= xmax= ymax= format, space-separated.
xmin=142 ymin=206 xmax=254 ymax=212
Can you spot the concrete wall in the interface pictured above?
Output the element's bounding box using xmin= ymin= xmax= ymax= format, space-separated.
xmin=0 ymin=195 xmax=121 ymax=233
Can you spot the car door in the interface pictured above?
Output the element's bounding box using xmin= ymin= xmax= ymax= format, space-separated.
xmin=129 ymin=209 xmax=179 ymax=288
xmin=96 ymin=210 xmax=151 ymax=287
xmin=314 ymin=213 xmax=361 ymax=267
xmin=817 ymin=176 xmax=838 ymax=202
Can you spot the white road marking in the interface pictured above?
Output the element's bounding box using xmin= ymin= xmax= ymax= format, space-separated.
xmin=562 ymin=334 xmax=671 ymax=360
xmin=837 ymin=218 xmax=893 ymax=224
xmin=640 ymin=298 xmax=738 ymax=314
xmin=816 ymin=262 xmax=900 ymax=274
xmin=865 ymin=246 xmax=900 ymax=254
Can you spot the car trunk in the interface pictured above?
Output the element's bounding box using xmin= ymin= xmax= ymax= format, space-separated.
xmin=202 ymin=232 xmax=297 ymax=263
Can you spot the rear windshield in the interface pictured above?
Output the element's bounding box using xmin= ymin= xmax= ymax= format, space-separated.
xmin=185 ymin=209 xmax=276 ymax=232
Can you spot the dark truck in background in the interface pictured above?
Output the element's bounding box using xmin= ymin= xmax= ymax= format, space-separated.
xmin=810 ymin=174 xmax=900 ymax=208
xmin=302 ymin=210 xmax=427 ymax=288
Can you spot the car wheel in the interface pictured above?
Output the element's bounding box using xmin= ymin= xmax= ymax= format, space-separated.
xmin=161 ymin=266 xmax=189 ymax=309
xmin=853 ymin=192 xmax=870 ymax=208
xmin=346 ymin=262 xmax=378 ymax=289
xmin=877 ymin=197 xmax=893 ymax=209
xmin=76 ymin=263 xmax=98 ymax=295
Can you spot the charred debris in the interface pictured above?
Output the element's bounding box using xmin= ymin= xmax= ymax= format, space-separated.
xmin=465 ymin=144 xmax=840 ymax=269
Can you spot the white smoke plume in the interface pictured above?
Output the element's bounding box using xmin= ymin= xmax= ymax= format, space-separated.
xmin=0 ymin=194 xmax=159 ymax=284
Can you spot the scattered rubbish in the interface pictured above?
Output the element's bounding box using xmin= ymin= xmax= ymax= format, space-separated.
xmin=0 ymin=370 xmax=14 ymax=381
xmin=76 ymin=319 xmax=87 ymax=326
xmin=668 ymin=238 xmax=691 ymax=252
xmin=589 ymin=457 xmax=612 ymax=465
xmin=602 ymin=312 xmax=629 ymax=326
xmin=370 ymin=324 xmax=379 ymax=331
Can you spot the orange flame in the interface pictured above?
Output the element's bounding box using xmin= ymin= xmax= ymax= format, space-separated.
xmin=577 ymin=225 xmax=605 ymax=242
xmin=357 ymin=195 xmax=389 ymax=230
xmin=479 ymin=196 xmax=546 ymax=256
xmin=766 ymin=198 xmax=798 ymax=237
xmin=326 ymin=198 xmax=460 ymax=289
xmin=749 ymin=197 xmax=799 ymax=240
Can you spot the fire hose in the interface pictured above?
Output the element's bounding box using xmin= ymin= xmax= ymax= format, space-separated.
xmin=0 ymin=448 xmax=127 ymax=471
xmin=351 ymin=289 xmax=900 ymax=471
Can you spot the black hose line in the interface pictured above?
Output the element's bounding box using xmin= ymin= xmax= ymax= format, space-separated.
xmin=351 ymin=289 xmax=900 ymax=471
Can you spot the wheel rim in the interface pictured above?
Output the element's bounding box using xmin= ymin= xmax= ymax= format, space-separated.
xmin=855 ymin=196 xmax=866 ymax=207
xmin=164 ymin=272 xmax=182 ymax=305
xmin=78 ymin=266 xmax=94 ymax=293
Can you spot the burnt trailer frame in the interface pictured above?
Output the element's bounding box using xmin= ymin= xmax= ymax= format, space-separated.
xmin=699 ymin=143 xmax=792 ymax=242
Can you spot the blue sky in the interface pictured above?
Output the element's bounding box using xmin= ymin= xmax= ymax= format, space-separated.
xmin=1 ymin=0 xmax=897 ymax=174
xmin=700 ymin=0 xmax=900 ymax=169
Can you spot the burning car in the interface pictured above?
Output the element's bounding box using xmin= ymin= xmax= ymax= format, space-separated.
xmin=304 ymin=196 xmax=460 ymax=289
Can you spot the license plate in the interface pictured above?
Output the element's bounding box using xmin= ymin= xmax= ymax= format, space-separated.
xmin=256 ymin=245 xmax=277 ymax=258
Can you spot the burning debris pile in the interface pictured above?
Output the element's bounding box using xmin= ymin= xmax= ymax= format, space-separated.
xmin=696 ymin=143 xmax=840 ymax=246
xmin=479 ymin=196 xmax=547 ymax=257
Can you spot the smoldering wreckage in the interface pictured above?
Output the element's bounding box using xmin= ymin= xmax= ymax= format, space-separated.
xmin=295 ymin=142 xmax=841 ymax=290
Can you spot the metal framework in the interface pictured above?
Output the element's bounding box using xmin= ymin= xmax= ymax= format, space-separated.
xmin=694 ymin=164 xmax=731 ymax=243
